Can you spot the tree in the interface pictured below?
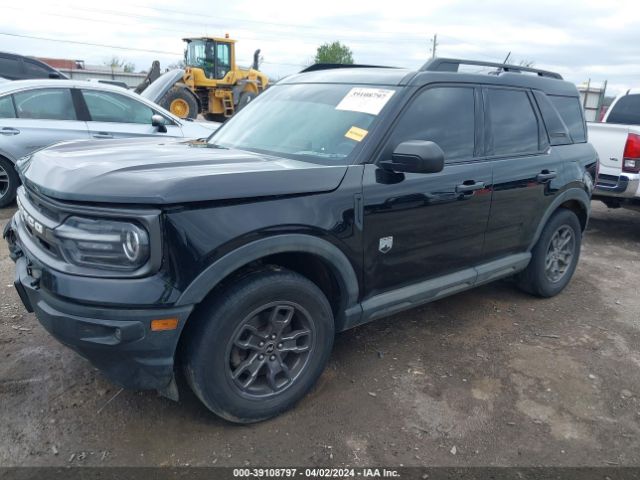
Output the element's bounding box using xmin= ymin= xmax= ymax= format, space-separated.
xmin=167 ymin=59 xmax=186 ymax=70
xmin=314 ymin=41 xmax=354 ymax=65
xmin=104 ymin=56 xmax=136 ymax=72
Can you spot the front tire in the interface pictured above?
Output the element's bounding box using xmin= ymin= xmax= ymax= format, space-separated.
xmin=517 ymin=208 xmax=582 ymax=297
xmin=160 ymin=85 xmax=198 ymax=119
xmin=0 ymin=157 xmax=18 ymax=208
xmin=183 ymin=267 xmax=335 ymax=423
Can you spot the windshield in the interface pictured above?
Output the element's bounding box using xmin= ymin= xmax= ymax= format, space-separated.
xmin=208 ymin=83 xmax=398 ymax=164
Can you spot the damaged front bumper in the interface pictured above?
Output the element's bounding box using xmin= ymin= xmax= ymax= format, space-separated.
xmin=3 ymin=215 xmax=193 ymax=397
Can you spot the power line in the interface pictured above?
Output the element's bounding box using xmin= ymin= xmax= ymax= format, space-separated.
xmin=53 ymin=1 xmax=434 ymax=40
xmin=0 ymin=32 xmax=182 ymax=56
xmin=5 ymin=2 xmax=436 ymax=54
xmin=0 ymin=31 xmax=306 ymax=68
xmin=14 ymin=1 xmax=511 ymax=63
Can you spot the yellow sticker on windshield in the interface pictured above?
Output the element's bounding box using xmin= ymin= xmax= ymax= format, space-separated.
xmin=345 ymin=126 xmax=368 ymax=142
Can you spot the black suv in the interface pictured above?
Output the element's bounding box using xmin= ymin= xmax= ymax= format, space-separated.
xmin=0 ymin=52 xmax=67 ymax=80
xmin=4 ymin=58 xmax=597 ymax=423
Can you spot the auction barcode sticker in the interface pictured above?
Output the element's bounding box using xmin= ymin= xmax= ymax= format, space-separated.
xmin=336 ymin=87 xmax=395 ymax=115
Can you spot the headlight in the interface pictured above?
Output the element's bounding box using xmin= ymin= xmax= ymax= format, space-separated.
xmin=55 ymin=216 xmax=150 ymax=271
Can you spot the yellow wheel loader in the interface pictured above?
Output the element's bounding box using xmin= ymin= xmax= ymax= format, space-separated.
xmin=138 ymin=36 xmax=269 ymax=121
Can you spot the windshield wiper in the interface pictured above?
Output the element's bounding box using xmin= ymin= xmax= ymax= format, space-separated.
xmin=293 ymin=150 xmax=345 ymax=159
xmin=207 ymin=143 xmax=229 ymax=150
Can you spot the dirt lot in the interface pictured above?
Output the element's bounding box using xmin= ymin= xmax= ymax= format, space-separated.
xmin=1 ymin=202 xmax=639 ymax=467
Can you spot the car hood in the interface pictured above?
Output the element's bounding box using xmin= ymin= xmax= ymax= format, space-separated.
xmin=140 ymin=69 xmax=185 ymax=103
xmin=20 ymin=137 xmax=348 ymax=204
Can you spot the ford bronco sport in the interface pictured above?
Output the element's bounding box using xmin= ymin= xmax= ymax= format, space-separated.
xmin=4 ymin=58 xmax=598 ymax=423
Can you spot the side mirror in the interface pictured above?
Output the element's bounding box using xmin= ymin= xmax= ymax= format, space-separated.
xmin=380 ymin=140 xmax=445 ymax=174
xmin=151 ymin=114 xmax=167 ymax=133
xmin=48 ymin=72 xmax=61 ymax=79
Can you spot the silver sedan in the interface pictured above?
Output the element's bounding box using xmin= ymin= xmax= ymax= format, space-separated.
xmin=0 ymin=79 xmax=219 ymax=207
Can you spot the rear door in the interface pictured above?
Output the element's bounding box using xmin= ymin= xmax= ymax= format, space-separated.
xmin=482 ymin=87 xmax=564 ymax=260
xmin=0 ymin=87 xmax=89 ymax=160
xmin=79 ymin=89 xmax=183 ymax=139
xmin=362 ymin=85 xmax=492 ymax=298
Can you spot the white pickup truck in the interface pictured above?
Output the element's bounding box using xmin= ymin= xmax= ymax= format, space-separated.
xmin=589 ymin=90 xmax=640 ymax=211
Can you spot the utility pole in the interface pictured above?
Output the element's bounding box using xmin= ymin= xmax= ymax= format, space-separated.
xmin=430 ymin=34 xmax=438 ymax=58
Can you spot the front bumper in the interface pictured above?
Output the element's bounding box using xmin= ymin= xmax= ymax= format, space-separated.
xmin=4 ymin=217 xmax=193 ymax=392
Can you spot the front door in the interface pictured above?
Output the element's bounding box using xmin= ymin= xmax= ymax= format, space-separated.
xmin=362 ymin=85 xmax=492 ymax=298
xmin=80 ymin=89 xmax=182 ymax=140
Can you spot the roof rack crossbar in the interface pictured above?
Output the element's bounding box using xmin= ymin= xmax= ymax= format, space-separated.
xmin=420 ymin=58 xmax=563 ymax=80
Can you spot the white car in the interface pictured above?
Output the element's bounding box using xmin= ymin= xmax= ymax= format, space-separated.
xmin=0 ymin=79 xmax=219 ymax=207
xmin=590 ymin=90 xmax=640 ymax=211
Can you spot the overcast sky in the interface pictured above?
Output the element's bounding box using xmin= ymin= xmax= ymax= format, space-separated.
xmin=1 ymin=0 xmax=637 ymax=94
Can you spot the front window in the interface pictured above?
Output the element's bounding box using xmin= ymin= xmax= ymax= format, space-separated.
xmin=82 ymin=90 xmax=155 ymax=124
xmin=208 ymin=83 xmax=398 ymax=164
xmin=185 ymin=40 xmax=208 ymax=69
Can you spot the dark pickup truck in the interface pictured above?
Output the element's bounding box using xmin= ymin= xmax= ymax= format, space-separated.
xmin=4 ymin=58 xmax=598 ymax=423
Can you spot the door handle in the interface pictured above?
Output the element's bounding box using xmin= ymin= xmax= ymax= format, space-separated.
xmin=536 ymin=170 xmax=557 ymax=182
xmin=92 ymin=132 xmax=113 ymax=139
xmin=0 ymin=127 xmax=20 ymax=136
xmin=455 ymin=181 xmax=485 ymax=194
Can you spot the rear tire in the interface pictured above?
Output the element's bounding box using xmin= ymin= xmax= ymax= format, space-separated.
xmin=517 ymin=209 xmax=582 ymax=297
xmin=160 ymin=85 xmax=198 ymax=119
xmin=183 ymin=267 xmax=335 ymax=423
xmin=0 ymin=157 xmax=18 ymax=208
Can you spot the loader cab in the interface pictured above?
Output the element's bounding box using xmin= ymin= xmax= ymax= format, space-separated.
xmin=184 ymin=37 xmax=234 ymax=81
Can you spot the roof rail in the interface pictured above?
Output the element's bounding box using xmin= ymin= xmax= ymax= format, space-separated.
xmin=300 ymin=63 xmax=397 ymax=73
xmin=420 ymin=58 xmax=563 ymax=80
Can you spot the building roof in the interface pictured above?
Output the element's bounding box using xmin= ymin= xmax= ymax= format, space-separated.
xmin=36 ymin=57 xmax=84 ymax=70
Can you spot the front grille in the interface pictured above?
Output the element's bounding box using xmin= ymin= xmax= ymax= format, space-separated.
xmin=17 ymin=186 xmax=64 ymax=260
xmin=23 ymin=186 xmax=65 ymax=223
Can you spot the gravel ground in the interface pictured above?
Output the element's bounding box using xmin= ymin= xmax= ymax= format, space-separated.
xmin=0 ymin=201 xmax=639 ymax=467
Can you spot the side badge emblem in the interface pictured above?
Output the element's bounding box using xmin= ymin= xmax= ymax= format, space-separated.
xmin=379 ymin=236 xmax=393 ymax=254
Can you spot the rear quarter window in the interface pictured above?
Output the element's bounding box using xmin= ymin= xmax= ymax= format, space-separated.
xmin=605 ymin=94 xmax=640 ymax=126
xmin=549 ymin=95 xmax=586 ymax=142
xmin=0 ymin=96 xmax=15 ymax=118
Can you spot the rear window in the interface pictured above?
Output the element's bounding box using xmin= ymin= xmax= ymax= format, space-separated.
xmin=487 ymin=88 xmax=540 ymax=155
xmin=13 ymin=88 xmax=76 ymax=120
xmin=549 ymin=95 xmax=586 ymax=142
xmin=606 ymin=94 xmax=640 ymax=126
xmin=0 ymin=56 xmax=21 ymax=78
xmin=23 ymin=60 xmax=52 ymax=78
